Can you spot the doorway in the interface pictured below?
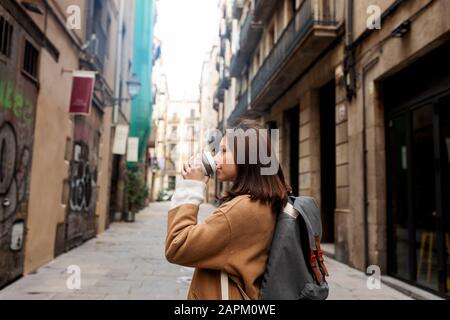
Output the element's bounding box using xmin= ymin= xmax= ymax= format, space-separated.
xmin=385 ymin=41 xmax=450 ymax=296
xmin=283 ymin=106 xmax=299 ymax=195
xmin=387 ymin=96 xmax=450 ymax=295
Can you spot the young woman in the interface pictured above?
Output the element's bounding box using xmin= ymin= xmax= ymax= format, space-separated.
xmin=165 ymin=120 xmax=291 ymax=300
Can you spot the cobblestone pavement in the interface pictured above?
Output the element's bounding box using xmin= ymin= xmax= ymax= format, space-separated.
xmin=0 ymin=202 xmax=412 ymax=300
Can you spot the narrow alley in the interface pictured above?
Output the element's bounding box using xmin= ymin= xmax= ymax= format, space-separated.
xmin=1 ymin=0 xmax=450 ymax=303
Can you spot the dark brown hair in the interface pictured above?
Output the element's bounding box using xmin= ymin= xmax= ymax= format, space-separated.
xmin=219 ymin=120 xmax=291 ymax=213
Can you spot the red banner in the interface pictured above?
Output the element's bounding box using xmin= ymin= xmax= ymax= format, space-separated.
xmin=69 ymin=71 xmax=96 ymax=115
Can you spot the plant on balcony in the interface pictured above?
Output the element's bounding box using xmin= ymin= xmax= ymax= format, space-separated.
xmin=126 ymin=167 xmax=149 ymax=216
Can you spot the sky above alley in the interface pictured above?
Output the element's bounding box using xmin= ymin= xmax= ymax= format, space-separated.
xmin=154 ymin=0 xmax=220 ymax=101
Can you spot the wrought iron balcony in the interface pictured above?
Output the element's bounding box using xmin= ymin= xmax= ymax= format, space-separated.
xmin=239 ymin=10 xmax=263 ymax=56
xmin=226 ymin=16 xmax=233 ymax=38
xmin=213 ymin=97 xmax=220 ymax=112
xmin=217 ymin=121 xmax=224 ymax=133
xmin=168 ymin=114 xmax=180 ymax=124
xmin=93 ymin=21 xmax=107 ymax=70
xmin=217 ymin=87 xmax=225 ymax=103
xmin=230 ymin=52 xmax=246 ymax=77
xmin=223 ymin=65 xmax=231 ymax=88
xmin=213 ymin=85 xmax=225 ymax=106
xmin=219 ymin=17 xmax=232 ymax=40
xmin=218 ymin=65 xmax=231 ymax=90
xmin=220 ymin=37 xmax=226 ymax=57
xmin=230 ymin=10 xmax=263 ymax=77
xmin=228 ymin=90 xmax=249 ymax=127
xmin=254 ymin=0 xmax=278 ymax=24
xmin=232 ymin=0 xmax=244 ymax=20
xmin=251 ymin=0 xmax=340 ymax=111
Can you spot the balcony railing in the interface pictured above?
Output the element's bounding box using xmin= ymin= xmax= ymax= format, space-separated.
xmin=239 ymin=11 xmax=262 ymax=55
xmin=185 ymin=116 xmax=200 ymax=123
xmin=232 ymin=0 xmax=244 ymax=20
xmin=93 ymin=21 xmax=107 ymax=69
xmin=228 ymin=89 xmax=248 ymax=126
xmin=251 ymin=0 xmax=338 ymax=103
xmin=169 ymin=113 xmax=180 ymax=122
xmin=217 ymin=120 xmax=224 ymax=133
xmin=218 ymin=87 xmax=225 ymax=103
xmin=226 ymin=16 xmax=233 ymax=39
xmin=220 ymin=37 xmax=226 ymax=57
xmin=218 ymin=65 xmax=230 ymax=90
xmin=219 ymin=17 xmax=232 ymax=40
xmin=230 ymin=11 xmax=263 ymax=77
xmin=230 ymin=53 xmax=246 ymax=77
xmin=213 ymin=97 xmax=220 ymax=111
xmin=254 ymin=0 xmax=278 ymax=24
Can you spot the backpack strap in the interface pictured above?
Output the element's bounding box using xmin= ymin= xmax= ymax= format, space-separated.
xmin=283 ymin=201 xmax=299 ymax=218
xmin=315 ymin=235 xmax=330 ymax=277
xmin=310 ymin=249 xmax=325 ymax=284
xmin=220 ymin=271 xmax=251 ymax=300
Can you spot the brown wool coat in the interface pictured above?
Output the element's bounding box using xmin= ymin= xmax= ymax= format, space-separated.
xmin=165 ymin=195 xmax=276 ymax=300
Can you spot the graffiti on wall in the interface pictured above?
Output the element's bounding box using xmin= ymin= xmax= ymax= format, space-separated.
xmin=0 ymin=8 xmax=39 ymax=287
xmin=0 ymin=80 xmax=34 ymax=125
xmin=0 ymin=119 xmax=31 ymax=249
xmin=69 ymin=142 xmax=97 ymax=212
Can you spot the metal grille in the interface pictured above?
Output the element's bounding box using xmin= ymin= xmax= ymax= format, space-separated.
xmin=251 ymin=0 xmax=337 ymax=102
xmin=0 ymin=15 xmax=13 ymax=58
xmin=92 ymin=0 xmax=108 ymax=69
xmin=228 ymin=89 xmax=249 ymax=126
xmin=94 ymin=21 xmax=107 ymax=68
xmin=23 ymin=40 xmax=39 ymax=78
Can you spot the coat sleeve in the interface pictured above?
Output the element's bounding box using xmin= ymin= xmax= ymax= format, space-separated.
xmin=165 ymin=180 xmax=232 ymax=269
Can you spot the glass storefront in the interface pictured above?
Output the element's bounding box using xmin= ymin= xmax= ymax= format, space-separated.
xmin=388 ymin=96 xmax=450 ymax=295
xmin=385 ymin=41 xmax=450 ymax=296
xmin=438 ymin=97 xmax=450 ymax=293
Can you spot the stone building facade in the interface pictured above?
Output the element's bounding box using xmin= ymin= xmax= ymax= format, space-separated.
xmin=217 ymin=0 xmax=450 ymax=297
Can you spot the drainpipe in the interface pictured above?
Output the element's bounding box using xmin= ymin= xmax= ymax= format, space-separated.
xmin=113 ymin=0 xmax=125 ymax=125
xmin=362 ymin=69 xmax=369 ymax=272
xmin=344 ymin=0 xmax=356 ymax=100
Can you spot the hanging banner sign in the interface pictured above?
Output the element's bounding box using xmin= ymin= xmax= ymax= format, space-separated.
xmin=69 ymin=70 xmax=96 ymax=115
xmin=127 ymin=137 xmax=139 ymax=163
xmin=113 ymin=125 xmax=130 ymax=155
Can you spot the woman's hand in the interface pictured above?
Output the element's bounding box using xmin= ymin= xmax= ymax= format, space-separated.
xmin=182 ymin=160 xmax=209 ymax=184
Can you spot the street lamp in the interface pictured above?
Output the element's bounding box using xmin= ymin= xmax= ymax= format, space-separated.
xmin=110 ymin=73 xmax=141 ymax=105
xmin=126 ymin=73 xmax=141 ymax=99
xmin=112 ymin=74 xmax=141 ymax=125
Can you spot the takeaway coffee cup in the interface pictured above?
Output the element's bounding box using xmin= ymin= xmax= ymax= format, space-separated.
xmin=189 ymin=151 xmax=216 ymax=177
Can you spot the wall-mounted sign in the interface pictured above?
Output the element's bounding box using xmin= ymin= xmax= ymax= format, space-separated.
xmin=10 ymin=221 xmax=24 ymax=251
xmin=127 ymin=137 xmax=139 ymax=163
xmin=69 ymin=70 xmax=96 ymax=115
xmin=338 ymin=104 xmax=347 ymax=122
xmin=113 ymin=125 xmax=129 ymax=155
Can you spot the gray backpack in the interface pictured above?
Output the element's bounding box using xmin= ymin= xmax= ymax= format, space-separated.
xmin=258 ymin=196 xmax=330 ymax=300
